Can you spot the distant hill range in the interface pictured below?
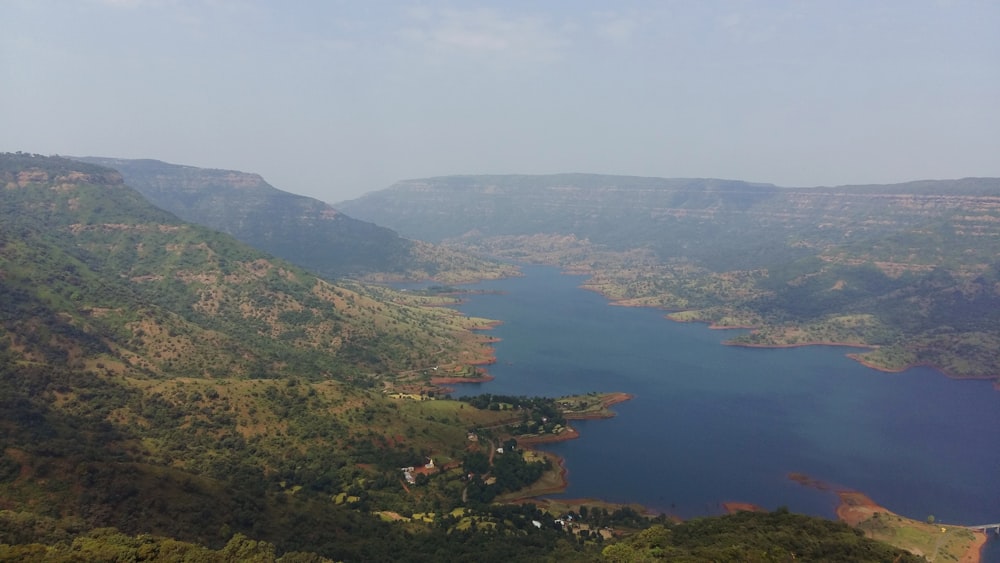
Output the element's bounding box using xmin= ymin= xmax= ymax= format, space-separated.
xmin=1 ymin=153 xmax=489 ymax=381
xmin=339 ymin=174 xmax=1000 ymax=380
xmin=337 ymin=174 xmax=1000 ymax=270
xmin=0 ymin=154 xmax=954 ymax=561
xmin=75 ymin=157 xmax=516 ymax=283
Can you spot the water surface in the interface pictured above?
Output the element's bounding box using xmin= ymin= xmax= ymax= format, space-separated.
xmin=448 ymin=266 xmax=1000 ymax=534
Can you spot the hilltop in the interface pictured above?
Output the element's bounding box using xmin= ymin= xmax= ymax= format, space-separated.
xmin=339 ymin=174 xmax=1000 ymax=381
xmin=76 ymin=157 xmax=518 ymax=284
xmin=0 ymin=153 xmax=561 ymax=559
xmin=0 ymin=154 xmax=941 ymax=561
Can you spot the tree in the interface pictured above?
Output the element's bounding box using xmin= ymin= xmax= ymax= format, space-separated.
xmin=221 ymin=533 xmax=277 ymax=562
xmin=601 ymin=542 xmax=638 ymax=562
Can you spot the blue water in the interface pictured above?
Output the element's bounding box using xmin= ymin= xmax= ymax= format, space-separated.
xmin=445 ymin=265 xmax=1000 ymax=557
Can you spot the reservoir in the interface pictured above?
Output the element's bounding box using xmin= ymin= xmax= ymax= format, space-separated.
xmin=448 ymin=265 xmax=1000 ymax=553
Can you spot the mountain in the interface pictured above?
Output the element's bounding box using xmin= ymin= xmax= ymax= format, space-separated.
xmin=0 ymin=154 xmax=947 ymax=561
xmin=1 ymin=155 xmax=497 ymax=382
xmin=75 ymin=157 xmax=517 ymax=283
xmin=0 ymin=153 xmax=508 ymax=555
xmin=337 ymin=174 xmax=789 ymax=269
xmin=338 ymin=174 xmax=1000 ymax=380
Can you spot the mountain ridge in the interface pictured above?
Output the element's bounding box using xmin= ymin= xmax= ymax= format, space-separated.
xmin=338 ymin=173 xmax=1000 ymax=380
xmin=0 ymin=154 xmax=962 ymax=561
xmin=75 ymin=157 xmax=518 ymax=283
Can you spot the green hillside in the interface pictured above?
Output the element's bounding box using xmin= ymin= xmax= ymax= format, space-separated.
xmin=0 ymin=153 xmax=553 ymax=559
xmin=76 ymin=157 xmax=518 ymax=283
xmin=0 ymin=154 xmax=938 ymax=561
xmin=339 ymin=174 xmax=1000 ymax=380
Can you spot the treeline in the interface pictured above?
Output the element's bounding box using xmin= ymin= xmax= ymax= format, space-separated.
xmin=461 ymin=394 xmax=565 ymax=423
xmin=602 ymin=509 xmax=924 ymax=562
xmin=2 ymin=506 xmax=927 ymax=562
xmin=0 ymin=506 xmax=599 ymax=562
xmin=462 ymin=448 xmax=550 ymax=504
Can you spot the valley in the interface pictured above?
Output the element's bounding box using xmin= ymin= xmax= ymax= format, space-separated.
xmin=340 ymin=174 xmax=1000 ymax=382
xmin=77 ymin=157 xmax=521 ymax=285
xmin=5 ymin=2 xmax=995 ymax=560
xmin=447 ymin=265 xmax=998 ymax=561
xmin=1 ymin=154 xmax=993 ymax=561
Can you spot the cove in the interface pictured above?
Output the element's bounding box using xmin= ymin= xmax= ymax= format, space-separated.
xmin=447 ymin=266 xmax=1000 ymax=533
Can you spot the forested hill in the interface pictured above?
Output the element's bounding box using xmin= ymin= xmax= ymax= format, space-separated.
xmin=339 ymin=174 xmax=780 ymax=262
xmin=75 ymin=157 xmax=517 ymax=283
xmin=1 ymin=153 xmax=490 ymax=381
xmin=0 ymin=154 xmax=950 ymax=561
xmin=0 ymin=152 xmax=542 ymax=559
xmin=337 ymin=174 xmax=1000 ymax=270
xmin=339 ymin=174 xmax=1000 ymax=380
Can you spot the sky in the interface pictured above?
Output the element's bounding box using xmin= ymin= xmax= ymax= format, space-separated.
xmin=2 ymin=1 xmax=998 ymax=203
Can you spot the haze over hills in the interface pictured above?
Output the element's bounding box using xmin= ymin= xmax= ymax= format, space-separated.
xmin=0 ymin=153 xmax=567 ymax=559
xmin=1 ymin=155 xmax=501 ymax=382
xmin=0 ymin=153 xmax=945 ymax=561
xmin=339 ymin=174 xmax=1000 ymax=380
xmin=75 ymin=157 xmax=517 ymax=283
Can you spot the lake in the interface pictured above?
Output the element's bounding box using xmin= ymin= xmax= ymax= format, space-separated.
xmin=445 ymin=265 xmax=1000 ymax=557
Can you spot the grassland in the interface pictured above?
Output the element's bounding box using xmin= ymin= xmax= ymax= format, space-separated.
xmin=838 ymin=491 xmax=986 ymax=562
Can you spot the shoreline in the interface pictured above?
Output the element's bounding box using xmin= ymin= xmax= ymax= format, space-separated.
xmin=501 ymin=393 xmax=634 ymax=501
xmin=722 ymin=502 xmax=766 ymax=514
xmin=423 ymin=319 xmax=503 ymax=391
xmin=469 ymin=319 xmax=505 ymax=332
xmin=506 ymin=399 xmax=988 ymax=563
xmin=847 ymin=353 xmax=1000 ymax=383
xmin=725 ymin=339 xmax=871 ymax=350
xmin=835 ymin=490 xmax=987 ymax=563
xmin=503 ymin=463 xmax=989 ymax=563
xmin=729 ymin=338 xmax=998 ymax=383
xmin=727 ymin=339 xmax=999 ymax=383
xmin=562 ymin=392 xmax=635 ymax=420
xmin=516 ymin=426 xmax=581 ymax=446
xmin=790 ymin=473 xmax=987 ymax=563
xmin=452 ymin=270 xmax=990 ymax=557
xmin=576 ymin=278 xmax=1000 ymax=383
xmin=429 ymin=373 xmax=495 ymax=385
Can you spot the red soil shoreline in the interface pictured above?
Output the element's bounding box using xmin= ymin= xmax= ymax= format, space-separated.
xmin=722 ymin=502 xmax=766 ymax=514
xmin=451 ymin=273 xmax=989 ymax=558
xmin=835 ymin=490 xmax=987 ymax=562
xmin=582 ymin=282 xmax=1000 ymax=383
xmin=726 ymin=340 xmax=871 ymax=350
xmin=470 ymin=319 xmax=505 ymax=332
xmin=503 ymin=393 xmax=635 ymax=503
xmin=681 ymin=317 xmax=1000 ymax=382
xmin=787 ymin=473 xmax=988 ymax=563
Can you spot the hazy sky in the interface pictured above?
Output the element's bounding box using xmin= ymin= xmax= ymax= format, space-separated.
xmin=2 ymin=1 xmax=998 ymax=202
